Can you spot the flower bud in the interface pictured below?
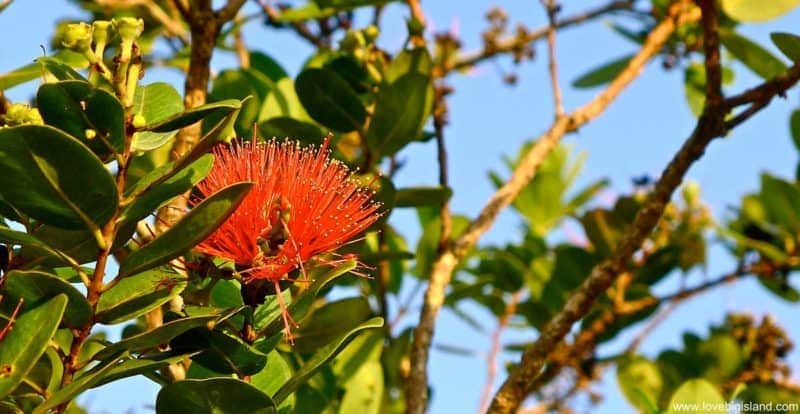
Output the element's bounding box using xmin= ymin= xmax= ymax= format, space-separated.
xmin=363 ymin=25 xmax=379 ymax=43
xmin=92 ymin=20 xmax=112 ymax=48
xmin=114 ymin=17 xmax=144 ymax=44
xmin=3 ymin=104 xmax=43 ymax=126
xmin=132 ymin=113 xmax=147 ymax=128
xmin=340 ymin=30 xmax=365 ymax=52
xmin=682 ymin=180 xmax=701 ymax=206
xmin=61 ymin=22 xmax=93 ymax=52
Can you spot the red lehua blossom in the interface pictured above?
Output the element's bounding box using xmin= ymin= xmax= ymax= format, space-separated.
xmin=193 ymin=137 xmax=382 ymax=339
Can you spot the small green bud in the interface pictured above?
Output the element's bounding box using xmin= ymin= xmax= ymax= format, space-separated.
xmin=3 ymin=104 xmax=43 ymax=126
xmin=132 ymin=114 xmax=147 ymax=128
xmin=61 ymin=22 xmax=93 ymax=52
xmin=92 ymin=20 xmax=112 ymax=46
xmin=363 ymin=25 xmax=379 ymax=43
xmin=406 ymin=17 xmax=425 ymax=38
xmin=340 ymin=30 xmax=366 ymax=52
xmin=682 ymin=180 xmax=701 ymax=206
xmin=113 ymin=17 xmax=144 ymax=43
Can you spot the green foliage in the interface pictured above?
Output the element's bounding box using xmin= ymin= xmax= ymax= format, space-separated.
xmin=721 ymin=0 xmax=800 ymax=22
xmin=1 ymin=3 xmax=799 ymax=413
xmin=572 ymin=55 xmax=633 ymax=88
xmin=0 ymin=295 xmax=67 ymax=398
xmin=0 ymin=125 xmax=117 ymax=231
xmin=156 ymin=378 xmax=277 ymax=414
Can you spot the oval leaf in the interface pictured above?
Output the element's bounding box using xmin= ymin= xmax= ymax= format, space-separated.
xmin=771 ymin=32 xmax=800 ymax=62
xmin=572 ymin=54 xmax=633 ymax=88
xmin=0 ymin=295 xmax=67 ymax=398
xmin=1 ymin=270 xmax=91 ymax=328
xmin=96 ymin=269 xmax=188 ymax=324
xmin=156 ymin=378 xmax=276 ymax=414
xmin=366 ymin=73 xmax=433 ymax=157
xmin=93 ymin=308 xmax=241 ymax=361
xmin=295 ymin=68 xmax=367 ymax=132
xmin=721 ymin=0 xmax=800 ymax=22
xmin=272 ymin=316 xmax=384 ymax=405
xmin=0 ymin=125 xmax=118 ymax=230
xmin=131 ymin=82 xmax=184 ymax=151
xmin=666 ymin=379 xmax=726 ymax=414
xmin=394 ymin=186 xmax=452 ymax=208
xmin=720 ymin=30 xmax=788 ymax=80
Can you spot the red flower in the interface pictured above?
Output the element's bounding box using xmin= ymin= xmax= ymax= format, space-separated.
xmin=195 ymin=138 xmax=382 ymax=277
xmin=193 ymin=138 xmax=382 ymax=338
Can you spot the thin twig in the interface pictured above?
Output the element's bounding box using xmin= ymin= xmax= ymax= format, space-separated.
xmin=405 ymin=5 xmax=700 ymax=414
xmin=542 ymin=0 xmax=564 ymax=117
xmin=447 ymin=0 xmax=634 ymax=73
xmin=478 ymin=291 xmax=523 ymax=414
xmin=486 ymin=3 xmax=755 ymax=410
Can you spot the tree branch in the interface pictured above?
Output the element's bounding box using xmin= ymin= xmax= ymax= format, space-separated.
xmin=542 ymin=0 xmax=565 ymax=117
xmin=216 ymin=0 xmax=247 ymax=23
xmin=486 ymin=3 xmax=794 ymax=410
xmin=447 ymin=0 xmax=635 ymax=73
xmin=404 ymin=4 xmax=699 ymax=413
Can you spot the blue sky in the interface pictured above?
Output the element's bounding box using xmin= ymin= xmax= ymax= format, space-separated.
xmin=2 ymin=1 xmax=799 ymax=413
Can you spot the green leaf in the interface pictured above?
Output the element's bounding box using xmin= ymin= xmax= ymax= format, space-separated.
xmin=147 ymin=99 xmax=242 ymax=133
xmin=315 ymin=0 xmax=393 ymax=9
xmin=295 ymin=68 xmax=367 ymax=132
xmin=37 ymin=80 xmax=125 ymax=156
xmin=96 ymin=268 xmax=188 ymax=324
xmin=260 ymin=78 xmax=311 ymax=122
xmin=720 ymin=30 xmax=788 ymax=80
xmin=93 ymin=308 xmax=241 ymax=361
xmin=37 ymin=57 xmax=86 ymax=82
xmin=156 ymin=378 xmax=276 ymax=414
xmin=666 ymin=379 xmax=726 ymax=414
xmin=0 ymin=125 xmax=118 ymax=231
xmin=119 ymin=153 xmax=214 ymax=225
xmin=790 ymin=110 xmax=800 ymax=152
xmin=758 ymin=276 xmax=800 ymax=302
xmin=721 ymin=0 xmax=800 ymax=22
xmin=250 ymin=52 xmax=288 ymax=82
xmin=32 ymin=352 xmax=125 ymax=414
xmin=258 ymin=117 xmax=325 ymax=144
xmin=0 ymin=50 xmax=87 ymax=91
xmin=760 ymin=173 xmax=800 ymax=231
xmin=0 ymin=295 xmax=67 ymax=398
xmin=92 ymin=351 xmax=197 ymax=388
xmin=338 ymin=361 xmax=383 ymax=414
xmin=258 ymin=260 xmax=357 ymax=338
xmin=572 ymin=55 xmax=633 ymax=88
xmin=617 ymin=356 xmax=663 ymax=412
xmin=117 ymin=182 xmax=252 ymax=278
xmin=273 ymin=3 xmax=336 ymax=22
xmin=208 ymin=70 xmax=269 ymax=136
xmin=331 ymin=330 xmax=382 ymax=385
xmin=292 ymin=298 xmax=373 ymax=353
xmin=366 ymin=73 xmax=432 ymax=157
xmin=1 ymin=270 xmax=91 ymax=328
xmin=171 ymin=330 xmax=267 ymax=376
xmin=697 ymin=334 xmax=744 ymax=382
xmin=0 ymin=227 xmax=71 ymax=266
xmin=272 ymin=317 xmax=384 ymax=405
xmin=21 ymin=225 xmax=100 ymax=267
xmin=385 ymin=48 xmax=433 ymax=83
xmin=131 ymin=82 xmax=184 ymax=151
xmin=394 ymin=187 xmax=452 ymax=208
xmin=252 ymin=352 xmax=295 ymax=414
xmin=771 ymin=32 xmax=800 ymax=62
